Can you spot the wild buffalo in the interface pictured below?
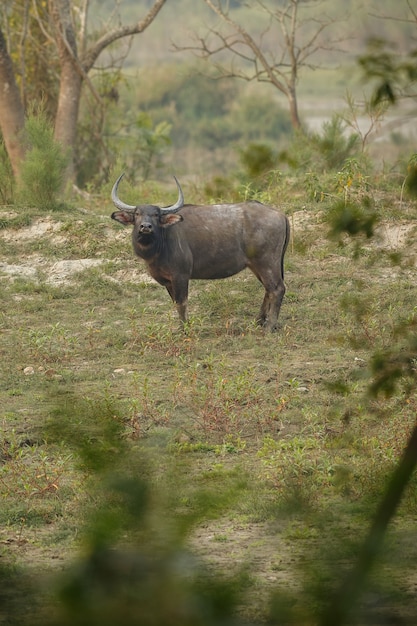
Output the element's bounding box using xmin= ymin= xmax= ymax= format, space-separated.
xmin=111 ymin=174 xmax=290 ymax=331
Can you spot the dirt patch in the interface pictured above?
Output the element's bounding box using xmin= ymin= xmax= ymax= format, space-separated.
xmin=189 ymin=519 xmax=300 ymax=587
xmin=0 ymin=217 xmax=158 ymax=286
xmin=1 ymin=217 xmax=63 ymax=241
xmin=0 ymin=261 xmax=39 ymax=280
xmin=0 ymin=257 xmax=106 ymax=286
xmin=375 ymin=221 xmax=417 ymax=250
xmin=47 ymin=259 xmax=105 ymax=285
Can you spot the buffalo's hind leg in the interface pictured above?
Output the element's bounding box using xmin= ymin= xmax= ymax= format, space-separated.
xmin=264 ymin=283 xmax=286 ymax=332
xmin=252 ymin=267 xmax=285 ymax=332
xmin=256 ymin=273 xmax=286 ymax=332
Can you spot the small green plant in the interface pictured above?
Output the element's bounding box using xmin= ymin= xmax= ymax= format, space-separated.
xmin=334 ymin=157 xmax=371 ymax=203
xmin=303 ymin=171 xmax=326 ymax=202
xmin=0 ymin=212 xmax=32 ymax=230
xmin=127 ymin=314 xmax=195 ymax=357
xmin=26 ymin=323 xmax=79 ymax=363
xmin=203 ymin=175 xmax=239 ymax=202
xmin=0 ymin=431 xmax=74 ymax=528
xmin=315 ymin=116 xmax=359 ymax=170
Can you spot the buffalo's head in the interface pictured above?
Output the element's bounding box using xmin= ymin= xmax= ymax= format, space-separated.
xmin=111 ymin=174 xmax=184 ymax=239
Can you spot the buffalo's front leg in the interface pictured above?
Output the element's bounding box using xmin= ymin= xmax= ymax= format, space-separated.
xmin=165 ymin=279 xmax=189 ymax=325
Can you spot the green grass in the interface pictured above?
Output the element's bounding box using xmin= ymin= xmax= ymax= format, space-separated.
xmin=1 ymin=184 xmax=417 ymax=624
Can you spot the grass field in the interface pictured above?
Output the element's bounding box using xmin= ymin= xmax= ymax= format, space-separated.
xmin=1 ymin=181 xmax=417 ymax=624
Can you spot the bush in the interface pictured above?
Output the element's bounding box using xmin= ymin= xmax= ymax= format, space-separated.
xmin=280 ymin=115 xmax=360 ymax=173
xmin=18 ymin=108 xmax=69 ymax=210
xmin=239 ymin=142 xmax=277 ymax=179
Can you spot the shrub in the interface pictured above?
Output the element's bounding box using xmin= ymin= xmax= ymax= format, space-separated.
xmin=280 ymin=115 xmax=360 ymax=173
xmin=239 ymin=143 xmax=277 ymax=179
xmin=18 ymin=108 xmax=69 ymax=210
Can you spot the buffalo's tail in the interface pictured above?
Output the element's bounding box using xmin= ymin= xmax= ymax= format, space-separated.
xmin=281 ymin=215 xmax=290 ymax=280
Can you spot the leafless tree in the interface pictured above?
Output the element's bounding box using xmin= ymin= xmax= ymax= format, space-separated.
xmin=176 ymin=0 xmax=346 ymax=131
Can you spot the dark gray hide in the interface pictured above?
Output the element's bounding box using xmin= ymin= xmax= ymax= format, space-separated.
xmin=111 ymin=174 xmax=290 ymax=331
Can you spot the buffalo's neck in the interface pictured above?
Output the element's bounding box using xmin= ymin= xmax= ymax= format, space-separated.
xmin=132 ymin=234 xmax=160 ymax=261
xmin=134 ymin=228 xmax=190 ymax=277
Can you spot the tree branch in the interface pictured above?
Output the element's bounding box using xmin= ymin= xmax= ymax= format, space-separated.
xmin=80 ymin=0 xmax=167 ymax=72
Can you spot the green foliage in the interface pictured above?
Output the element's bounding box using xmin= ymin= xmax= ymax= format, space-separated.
xmin=18 ymin=109 xmax=69 ymax=210
xmin=75 ymin=69 xmax=125 ymax=188
xmin=202 ymin=175 xmax=241 ymax=202
xmin=302 ymin=156 xmax=373 ymax=205
xmin=174 ymin=72 xmax=234 ymax=121
xmin=138 ymin=66 xmax=236 ymax=132
xmin=16 ymin=392 xmax=250 ymax=626
xmin=314 ymin=116 xmax=360 ymax=170
xmin=359 ymin=38 xmax=417 ymax=106
xmin=76 ymin=70 xmax=172 ymax=186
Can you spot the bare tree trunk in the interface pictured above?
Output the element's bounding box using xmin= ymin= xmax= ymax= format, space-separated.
xmin=288 ymin=88 xmax=301 ymax=130
xmin=0 ymin=28 xmax=26 ymax=179
xmin=49 ymin=0 xmax=82 ymax=181
xmin=49 ymin=0 xmax=167 ymax=184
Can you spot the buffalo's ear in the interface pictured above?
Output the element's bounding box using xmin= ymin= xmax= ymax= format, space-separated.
xmin=111 ymin=210 xmax=135 ymax=225
xmin=160 ymin=213 xmax=183 ymax=228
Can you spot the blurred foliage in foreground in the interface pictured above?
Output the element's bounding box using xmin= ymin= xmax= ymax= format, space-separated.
xmin=1 ymin=393 xmax=257 ymax=626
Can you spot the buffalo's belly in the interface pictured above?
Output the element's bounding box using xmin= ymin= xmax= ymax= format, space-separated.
xmin=190 ymin=260 xmax=246 ymax=280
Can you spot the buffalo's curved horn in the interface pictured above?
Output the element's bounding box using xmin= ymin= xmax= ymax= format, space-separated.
xmin=160 ymin=176 xmax=184 ymax=214
xmin=111 ymin=173 xmax=136 ymax=211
